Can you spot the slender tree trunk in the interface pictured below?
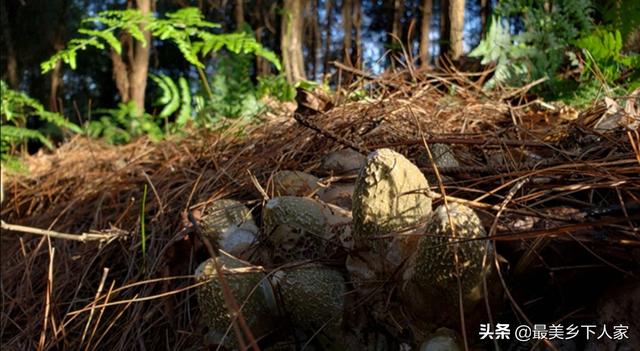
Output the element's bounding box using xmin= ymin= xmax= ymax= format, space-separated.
xmin=479 ymin=0 xmax=490 ymax=37
xmin=235 ymin=0 xmax=244 ymax=29
xmin=281 ymin=0 xmax=307 ymax=83
xmin=49 ymin=52 xmax=63 ymax=112
xmin=323 ymin=0 xmax=333 ymax=78
xmin=307 ymin=0 xmax=320 ymax=80
xmin=252 ymin=0 xmax=272 ymax=76
xmin=419 ymin=0 xmax=433 ymax=68
xmin=353 ymin=0 xmax=362 ymax=69
xmin=449 ymin=0 xmax=464 ymax=59
xmin=439 ymin=0 xmax=450 ymax=59
xmin=111 ymin=48 xmax=130 ymax=103
xmin=49 ymin=0 xmax=70 ymax=112
xmin=129 ymin=0 xmax=152 ymax=115
xmin=0 ymin=1 xmax=18 ymax=88
xmin=313 ymin=0 xmax=321 ymax=78
xmin=391 ymin=0 xmax=404 ymax=44
xmin=389 ymin=0 xmax=405 ymax=68
xmin=342 ymin=0 xmax=353 ymax=67
xmin=109 ymin=0 xmax=153 ymax=114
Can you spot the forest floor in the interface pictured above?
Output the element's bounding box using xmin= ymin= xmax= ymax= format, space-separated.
xmin=1 ymin=70 xmax=639 ymax=350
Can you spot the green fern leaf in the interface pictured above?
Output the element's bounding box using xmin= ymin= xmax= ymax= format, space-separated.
xmin=176 ymin=77 xmax=192 ymax=126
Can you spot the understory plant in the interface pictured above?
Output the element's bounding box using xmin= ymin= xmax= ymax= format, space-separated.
xmin=1 ymin=81 xmax=81 ymax=170
xmin=42 ymin=7 xmax=283 ymax=143
xmin=471 ymin=0 xmax=593 ymax=92
xmin=470 ymin=0 xmax=639 ymax=105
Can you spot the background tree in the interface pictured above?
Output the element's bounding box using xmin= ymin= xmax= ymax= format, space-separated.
xmin=281 ymin=0 xmax=307 ymax=83
xmin=110 ymin=0 xmax=154 ymax=115
xmin=449 ymin=0 xmax=465 ymax=59
xmin=235 ymin=0 xmax=245 ymax=29
xmin=419 ymin=0 xmax=433 ymax=68
xmin=390 ymin=0 xmax=405 ymax=67
xmin=439 ymin=0 xmax=450 ymax=59
xmin=0 ymin=0 xmax=18 ymax=89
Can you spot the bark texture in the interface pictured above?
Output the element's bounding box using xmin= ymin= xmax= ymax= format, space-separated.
xmin=281 ymin=0 xmax=307 ymax=83
xmin=419 ymin=0 xmax=433 ymax=68
xmin=1 ymin=0 xmax=18 ymax=88
xmin=323 ymin=0 xmax=334 ymax=77
xmin=235 ymin=0 xmax=244 ymax=29
xmin=109 ymin=0 xmax=153 ymax=115
xmin=439 ymin=0 xmax=450 ymax=59
xmin=449 ymin=0 xmax=465 ymax=59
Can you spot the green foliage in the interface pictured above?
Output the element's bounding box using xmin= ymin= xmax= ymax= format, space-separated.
xmin=471 ymin=0 xmax=593 ymax=92
xmin=41 ymin=10 xmax=148 ymax=72
xmin=204 ymin=53 xmax=265 ymax=122
xmin=42 ymin=7 xmax=284 ymax=143
xmin=86 ymin=102 xmax=163 ymax=144
xmin=1 ymin=81 xmax=81 ymax=168
xmin=470 ymin=18 xmax=533 ymax=88
xmin=576 ymin=28 xmax=640 ymax=85
xmin=42 ymin=7 xmax=281 ymax=74
xmin=150 ymin=74 xmax=192 ymax=129
xmin=257 ymin=74 xmax=297 ymax=102
xmin=595 ymin=0 xmax=640 ymax=42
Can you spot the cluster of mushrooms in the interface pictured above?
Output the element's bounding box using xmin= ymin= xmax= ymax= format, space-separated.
xmin=194 ymin=146 xmax=494 ymax=350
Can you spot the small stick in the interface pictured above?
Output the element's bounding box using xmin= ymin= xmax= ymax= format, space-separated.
xmin=0 ymin=220 xmax=126 ymax=243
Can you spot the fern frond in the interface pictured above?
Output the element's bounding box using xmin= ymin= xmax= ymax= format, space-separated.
xmin=177 ymin=77 xmax=192 ymax=126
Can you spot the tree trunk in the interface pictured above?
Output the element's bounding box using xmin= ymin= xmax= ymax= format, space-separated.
xmin=323 ymin=0 xmax=333 ymax=78
xmin=0 ymin=0 xmax=18 ymax=88
xmin=235 ymin=0 xmax=244 ymax=30
xmin=281 ymin=0 xmax=307 ymax=83
xmin=109 ymin=0 xmax=153 ymax=115
xmin=439 ymin=0 xmax=450 ymax=59
xmin=389 ymin=0 xmax=405 ymax=68
xmin=342 ymin=0 xmax=353 ymax=67
xmin=49 ymin=53 xmax=63 ymax=112
xmin=129 ymin=0 xmax=152 ymax=115
xmin=479 ymin=0 xmax=490 ymax=37
xmin=49 ymin=0 xmax=70 ymax=112
xmin=449 ymin=0 xmax=464 ymax=59
xmin=391 ymin=0 xmax=404 ymax=44
xmin=419 ymin=0 xmax=433 ymax=68
xmin=252 ymin=0 xmax=272 ymax=76
xmin=311 ymin=0 xmax=321 ymax=79
xmin=353 ymin=0 xmax=362 ymax=69
xmin=111 ymin=46 xmax=130 ymax=103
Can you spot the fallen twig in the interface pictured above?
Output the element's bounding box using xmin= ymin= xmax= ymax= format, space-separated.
xmin=0 ymin=220 xmax=127 ymax=243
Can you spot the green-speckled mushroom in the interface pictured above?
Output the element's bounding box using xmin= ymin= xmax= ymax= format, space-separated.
xmin=272 ymin=170 xmax=324 ymax=197
xmin=195 ymin=253 xmax=277 ymax=348
xmin=419 ymin=144 xmax=459 ymax=185
xmin=263 ymin=196 xmax=352 ymax=263
xmin=352 ymin=148 xmax=432 ymax=253
xmin=319 ymin=148 xmax=366 ymax=175
xmin=272 ymin=264 xmax=346 ymax=344
xmin=401 ymin=203 xmax=492 ymax=328
xmin=200 ymin=199 xmax=258 ymax=258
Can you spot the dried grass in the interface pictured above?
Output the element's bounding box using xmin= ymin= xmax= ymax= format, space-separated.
xmin=1 ymin=69 xmax=639 ymax=350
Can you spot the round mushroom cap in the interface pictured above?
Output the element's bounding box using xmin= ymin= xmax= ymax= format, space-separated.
xmin=272 ymin=170 xmax=324 ymax=197
xmin=195 ymin=253 xmax=277 ymax=348
xmin=402 ymin=203 xmax=492 ymax=326
xmin=319 ymin=148 xmax=366 ymax=175
xmin=263 ymin=196 xmax=351 ymax=263
xmin=352 ymin=148 xmax=432 ymax=253
xmin=272 ymin=264 xmax=346 ymax=338
xmin=200 ymin=199 xmax=258 ymax=258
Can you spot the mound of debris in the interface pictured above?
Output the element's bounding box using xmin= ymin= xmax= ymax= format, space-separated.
xmin=1 ymin=75 xmax=638 ymax=350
